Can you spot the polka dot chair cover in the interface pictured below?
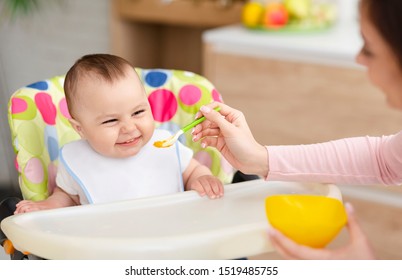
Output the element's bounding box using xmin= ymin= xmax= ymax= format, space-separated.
xmin=8 ymin=68 xmax=234 ymax=201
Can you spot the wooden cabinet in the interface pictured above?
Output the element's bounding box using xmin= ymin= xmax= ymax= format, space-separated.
xmin=113 ymin=0 xmax=244 ymax=27
xmin=110 ymin=0 xmax=244 ymax=74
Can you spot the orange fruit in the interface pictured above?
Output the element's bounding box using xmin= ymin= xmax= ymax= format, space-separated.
xmin=264 ymin=2 xmax=289 ymax=29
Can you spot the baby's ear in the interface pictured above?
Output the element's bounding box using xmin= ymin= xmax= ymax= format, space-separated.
xmin=69 ymin=118 xmax=85 ymax=139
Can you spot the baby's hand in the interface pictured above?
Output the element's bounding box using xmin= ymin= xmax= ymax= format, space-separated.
xmin=189 ymin=175 xmax=224 ymax=199
xmin=14 ymin=200 xmax=51 ymax=214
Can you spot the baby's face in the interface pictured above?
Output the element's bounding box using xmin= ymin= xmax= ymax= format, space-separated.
xmin=70 ymin=68 xmax=155 ymax=158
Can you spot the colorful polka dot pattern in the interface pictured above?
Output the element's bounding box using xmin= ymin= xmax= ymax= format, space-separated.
xmin=8 ymin=69 xmax=234 ymax=201
xmin=8 ymin=76 xmax=80 ymax=201
xmin=148 ymin=89 xmax=177 ymax=122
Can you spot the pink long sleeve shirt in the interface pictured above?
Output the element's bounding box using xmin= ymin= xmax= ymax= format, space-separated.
xmin=267 ymin=131 xmax=402 ymax=185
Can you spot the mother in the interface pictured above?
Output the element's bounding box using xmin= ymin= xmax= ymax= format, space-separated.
xmin=192 ymin=0 xmax=402 ymax=259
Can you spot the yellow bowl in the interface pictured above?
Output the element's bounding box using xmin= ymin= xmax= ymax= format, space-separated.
xmin=265 ymin=194 xmax=347 ymax=248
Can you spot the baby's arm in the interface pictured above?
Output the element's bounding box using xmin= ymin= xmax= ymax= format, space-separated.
xmin=182 ymin=158 xmax=224 ymax=199
xmin=14 ymin=187 xmax=79 ymax=214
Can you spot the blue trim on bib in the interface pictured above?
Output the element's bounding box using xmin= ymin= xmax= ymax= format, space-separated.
xmin=175 ymin=143 xmax=185 ymax=192
xmin=59 ymin=147 xmax=93 ymax=204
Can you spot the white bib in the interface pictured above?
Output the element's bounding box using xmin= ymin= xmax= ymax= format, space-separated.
xmin=59 ymin=129 xmax=193 ymax=204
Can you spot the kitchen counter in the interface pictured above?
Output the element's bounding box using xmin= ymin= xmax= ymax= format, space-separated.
xmin=203 ymin=21 xmax=362 ymax=68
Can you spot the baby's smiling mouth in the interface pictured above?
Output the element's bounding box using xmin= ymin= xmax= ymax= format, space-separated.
xmin=117 ymin=136 xmax=140 ymax=145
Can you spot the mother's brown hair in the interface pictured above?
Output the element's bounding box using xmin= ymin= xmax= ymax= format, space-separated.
xmin=361 ymin=0 xmax=402 ymax=68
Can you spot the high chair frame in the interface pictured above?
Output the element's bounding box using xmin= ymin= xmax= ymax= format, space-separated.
xmin=1 ymin=68 xmax=237 ymax=259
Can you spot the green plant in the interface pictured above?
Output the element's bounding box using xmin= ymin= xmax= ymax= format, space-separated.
xmin=1 ymin=0 xmax=41 ymax=20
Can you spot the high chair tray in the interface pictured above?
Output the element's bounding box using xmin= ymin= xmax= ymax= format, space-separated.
xmin=1 ymin=179 xmax=341 ymax=259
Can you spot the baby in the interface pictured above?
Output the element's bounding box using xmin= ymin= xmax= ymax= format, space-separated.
xmin=15 ymin=54 xmax=223 ymax=213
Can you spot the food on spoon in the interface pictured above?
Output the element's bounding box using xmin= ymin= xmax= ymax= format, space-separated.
xmin=154 ymin=140 xmax=168 ymax=148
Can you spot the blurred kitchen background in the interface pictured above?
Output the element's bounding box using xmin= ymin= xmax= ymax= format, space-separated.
xmin=0 ymin=0 xmax=110 ymax=198
xmin=1 ymin=0 xmax=402 ymax=259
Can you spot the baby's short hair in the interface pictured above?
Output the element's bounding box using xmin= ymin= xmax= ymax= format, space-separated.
xmin=64 ymin=54 xmax=133 ymax=118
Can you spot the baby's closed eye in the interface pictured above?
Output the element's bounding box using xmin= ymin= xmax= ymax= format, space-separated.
xmin=101 ymin=119 xmax=118 ymax=125
xmin=132 ymin=109 xmax=145 ymax=116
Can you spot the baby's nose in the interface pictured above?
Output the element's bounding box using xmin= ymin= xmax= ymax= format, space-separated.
xmin=121 ymin=120 xmax=136 ymax=133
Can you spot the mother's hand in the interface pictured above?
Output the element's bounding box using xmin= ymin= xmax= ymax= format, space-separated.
xmin=192 ymin=102 xmax=268 ymax=177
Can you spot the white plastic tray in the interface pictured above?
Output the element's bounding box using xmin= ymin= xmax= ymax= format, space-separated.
xmin=1 ymin=180 xmax=341 ymax=259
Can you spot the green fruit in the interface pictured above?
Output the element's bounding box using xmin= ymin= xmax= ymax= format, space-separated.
xmin=284 ymin=0 xmax=311 ymax=19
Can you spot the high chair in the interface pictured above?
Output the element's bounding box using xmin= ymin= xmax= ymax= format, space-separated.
xmin=1 ymin=68 xmax=236 ymax=259
xmin=1 ymin=68 xmax=344 ymax=260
